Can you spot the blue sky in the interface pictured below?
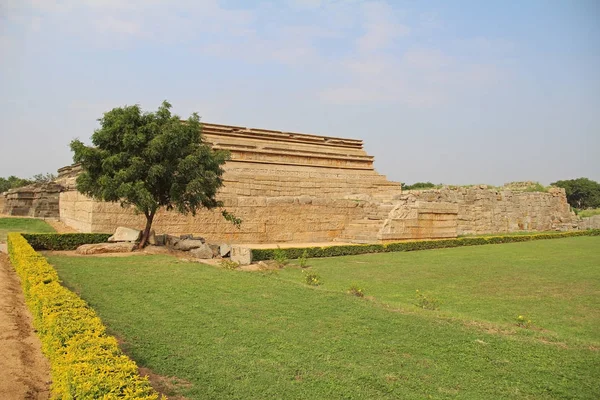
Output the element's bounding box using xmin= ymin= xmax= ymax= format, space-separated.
xmin=1 ymin=0 xmax=598 ymax=185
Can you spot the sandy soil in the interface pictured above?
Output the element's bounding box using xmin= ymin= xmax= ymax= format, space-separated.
xmin=0 ymin=253 xmax=51 ymax=399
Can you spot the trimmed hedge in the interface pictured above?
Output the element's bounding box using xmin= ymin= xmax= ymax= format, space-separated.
xmin=252 ymin=229 xmax=600 ymax=261
xmin=7 ymin=233 xmax=160 ymax=399
xmin=23 ymin=233 xmax=112 ymax=250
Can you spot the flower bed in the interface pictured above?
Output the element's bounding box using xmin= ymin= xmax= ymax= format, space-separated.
xmin=7 ymin=233 xmax=160 ymax=399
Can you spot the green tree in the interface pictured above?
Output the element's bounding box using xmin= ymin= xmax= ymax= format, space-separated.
xmin=32 ymin=172 xmax=57 ymax=183
xmin=551 ymin=178 xmax=600 ymax=209
xmin=70 ymin=101 xmax=240 ymax=248
xmin=0 ymin=175 xmax=32 ymax=193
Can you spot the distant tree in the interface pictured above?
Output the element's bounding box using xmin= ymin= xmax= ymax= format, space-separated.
xmin=551 ymin=178 xmax=600 ymax=209
xmin=0 ymin=175 xmax=33 ymax=193
xmin=70 ymin=101 xmax=240 ymax=248
xmin=32 ymin=172 xmax=57 ymax=183
xmin=402 ymin=182 xmax=438 ymax=191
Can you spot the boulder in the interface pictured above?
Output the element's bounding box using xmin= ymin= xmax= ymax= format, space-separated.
xmin=231 ymin=246 xmax=252 ymax=265
xmin=108 ymin=227 xmax=141 ymax=243
xmin=150 ymin=233 xmax=166 ymax=246
xmin=219 ymin=243 xmax=231 ymax=257
xmin=174 ymin=239 xmax=205 ymax=251
xmin=165 ymin=235 xmax=180 ymax=248
xmin=189 ymin=244 xmax=214 ymax=259
xmin=208 ymin=244 xmax=220 ymax=258
xmin=76 ymin=242 xmax=135 ymax=255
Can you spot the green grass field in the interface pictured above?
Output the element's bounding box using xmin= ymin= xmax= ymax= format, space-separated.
xmin=0 ymin=217 xmax=55 ymax=242
xmin=578 ymin=208 xmax=600 ymax=218
xmin=48 ymin=237 xmax=600 ymax=399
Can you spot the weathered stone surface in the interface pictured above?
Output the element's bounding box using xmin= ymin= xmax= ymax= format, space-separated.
xmin=208 ymin=244 xmax=220 ymax=257
xmin=76 ymin=242 xmax=135 ymax=255
xmin=108 ymin=227 xmax=141 ymax=242
xmin=231 ymin=246 xmax=252 ymax=265
xmin=3 ymin=182 xmax=62 ymax=218
xmin=189 ymin=244 xmax=214 ymax=259
xmin=579 ymin=215 xmax=600 ymax=230
xmin=150 ymin=233 xmax=166 ymax=246
xmin=220 ymin=243 xmax=231 ymax=257
xmin=174 ymin=239 xmax=205 ymax=251
xmin=55 ymin=122 xmax=578 ymax=244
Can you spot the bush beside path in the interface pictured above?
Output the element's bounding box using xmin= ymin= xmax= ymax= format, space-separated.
xmin=0 ymin=252 xmax=50 ymax=399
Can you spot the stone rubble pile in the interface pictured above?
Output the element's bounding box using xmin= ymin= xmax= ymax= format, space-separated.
xmin=76 ymin=226 xmax=235 ymax=259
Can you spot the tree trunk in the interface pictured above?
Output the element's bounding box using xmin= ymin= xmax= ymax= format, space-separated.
xmin=138 ymin=210 xmax=155 ymax=249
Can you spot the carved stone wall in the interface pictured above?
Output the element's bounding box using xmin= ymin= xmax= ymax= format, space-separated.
xmin=400 ymin=186 xmax=578 ymax=235
xmin=57 ymin=123 xmax=401 ymax=243
xmin=579 ymin=215 xmax=600 ymax=230
xmin=56 ymin=123 xmax=579 ymax=243
xmin=2 ymin=183 xmax=62 ymax=218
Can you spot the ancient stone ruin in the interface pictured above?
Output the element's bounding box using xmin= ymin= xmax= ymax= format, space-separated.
xmin=2 ymin=182 xmax=61 ymax=218
xmin=51 ymin=122 xmax=579 ymax=244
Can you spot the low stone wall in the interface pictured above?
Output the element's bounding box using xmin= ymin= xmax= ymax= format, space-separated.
xmin=2 ymin=183 xmax=62 ymax=218
xmin=402 ymin=186 xmax=577 ymax=235
xmin=59 ymin=191 xmax=366 ymax=243
xmin=579 ymin=215 xmax=600 ymax=230
xmin=0 ymin=193 xmax=5 ymax=214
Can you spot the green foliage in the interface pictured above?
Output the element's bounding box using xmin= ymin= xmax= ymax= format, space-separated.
xmin=414 ymin=289 xmax=440 ymax=310
xmin=401 ymin=181 xmax=440 ymax=190
xmin=551 ymin=177 xmax=600 ymax=209
xmin=515 ymin=315 xmax=532 ymax=328
xmin=302 ymin=270 xmax=321 ymax=286
xmin=520 ymin=182 xmax=549 ymax=192
xmin=578 ymin=208 xmax=600 ymax=218
xmin=8 ymin=234 xmax=159 ymax=399
xmin=251 ymin=230 xmax=600 ymax=261
xmin=273 ymin=246 xmax=288 ymax=268
xmin=297 ymin=249 xmax=309 ymax=268
xmin=219 ymin=259 xmax=240 ymax=270
xmin=70 ymin=101 xmax=238 ymax=247
xmin=347 ymin=284 xmax=365 ymax=298
xmin=0 ymin=175 xmax=32 ymax=192
xmin=23 ymin=233 xmax=112 ymax=250
xmin=0 ymin=172 xmax=57 ymax=193
xmin=31 ymin=172 xmax=57 ymax=183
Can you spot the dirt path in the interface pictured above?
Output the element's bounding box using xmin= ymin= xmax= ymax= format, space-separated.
xmin=0 ymin=252 xmax=51 ymax=399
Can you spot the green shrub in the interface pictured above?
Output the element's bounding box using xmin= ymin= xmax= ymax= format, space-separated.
xmin=414 ymin=290 xmax=440 ymax=310
xmin=22 ymin=233 xmax=112 ymax=250
xmin=297 ymin=250 xmax=309 ymax=268
xmin=515 ymin=315 xmax=532 ymax=328
xmin=8 ymin=233 xmax=159 ymax=399
xmin=251 ymin=230 xmax=600 ymax=261
xmin=347 ymin=284 xmax=365 ymax=298
xmin=220 ymin=259 xmax=240 ymax=270
xmin=303 ymin=270 xmax=321 ymax=286
xmin=273 ymin=246 xmax=289 ymax=268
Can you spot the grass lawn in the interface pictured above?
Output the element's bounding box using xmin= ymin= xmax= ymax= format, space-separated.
xmin=48 ymin=237 xmax=600 ymax=399
xmin=0 ymin=217 xmax=55 ymax=242
xmin=578 ymin=208 xmax=600 ymax=218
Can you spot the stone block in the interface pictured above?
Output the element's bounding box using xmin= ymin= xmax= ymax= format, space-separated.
xmin=108 ymin=227 xmax=141 ymax=242
xmin=231 ymin=246 xmax=252 ymax=265
xmin=190 ymin=244 xmax=214 ymax=259
xmin=220 ymin=243 xmax=231 ymax=257
xmin=76 ymin=242 xmax=135 ymax=255
xmin=174 ymin=239 xmax=205 ymax=251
